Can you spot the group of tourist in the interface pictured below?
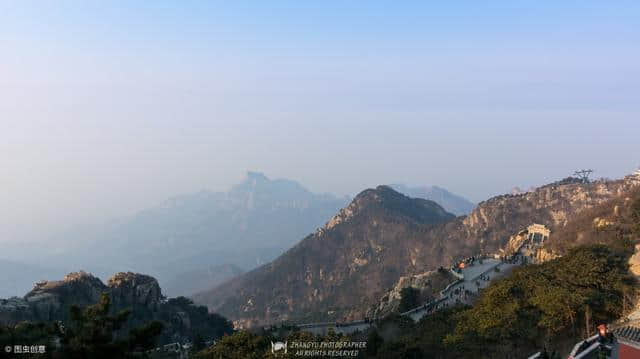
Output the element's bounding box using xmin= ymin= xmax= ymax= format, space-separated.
xmin=450 ymin=286 xmax=471 ymax=302
xmin=414 ymin=298 xmax=450 ymax=316
xmin=453 ymin=254 xmax=491 ymax=270
xmin=499 ymin=254 xmax=524 ymax=264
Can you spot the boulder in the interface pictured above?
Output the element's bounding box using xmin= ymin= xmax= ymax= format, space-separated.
xmin=107 ymin=272 xmax=163 ymax=312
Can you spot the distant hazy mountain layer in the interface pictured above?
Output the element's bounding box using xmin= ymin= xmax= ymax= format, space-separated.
xmin=0 ymin=173 xmax=478 ymax=299
xmin=2 ymin=172 xmax=348 ymax=298
xmin=389 ymin=184 xmax=475 ymax=216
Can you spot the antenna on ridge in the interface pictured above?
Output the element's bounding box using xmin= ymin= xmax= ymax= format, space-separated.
xmin=573 ymin=169 xmax=593 ymax=184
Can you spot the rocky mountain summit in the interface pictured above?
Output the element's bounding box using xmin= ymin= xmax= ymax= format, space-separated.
xmin=368 ymin=268 xmax=456 ymax=318
xmin=1 ymin=271 xmax=163 ymax=324
xmin=196 ymin=175 xmax=640 ymax=328
xmin=24 ymin=271 xmax=109 ymax=322
xmin=107 ymin=272 xmax=163 ymax=312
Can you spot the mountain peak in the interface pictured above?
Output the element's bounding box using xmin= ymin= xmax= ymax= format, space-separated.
xmin=317 ymin=185 xmax=454 ymax=235
xmin=356 ymin=185 xmax=406 ymax=200
xmin=28 ymin=271 xmax=106 ymax=295
xmin=107 ymin=272 xmax=159 ymax=289
xmin=246 ymin=171 xmax=269 ymax=183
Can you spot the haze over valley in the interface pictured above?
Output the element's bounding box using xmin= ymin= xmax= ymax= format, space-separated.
xmin=0 ymin=171 xmax=477 ymax=299
xmin=2 ymin=2 xmax=640 ymax=358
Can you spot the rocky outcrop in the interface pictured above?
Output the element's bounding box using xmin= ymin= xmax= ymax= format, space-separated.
xmin=107 ymin=272 xmax=163 ymax=312
xmin=502 ymin=230 xmax=529 ymax=256
xmin=1 ymin=271 xmax=161 ymax=324
xmin=629 ymin=244 xmax=640 ymax=278
xmin=0 ymin=270 xmax=234 ymax=344
xmin=536 ymin=248 xmax=560 ymax=263
xmin=462 ymin=178 xmax=639 ymax=252
xmin=368 ymin=269 xmax=455 ymax=318
xmin=24 ymin=271 xmax=106 ymax=322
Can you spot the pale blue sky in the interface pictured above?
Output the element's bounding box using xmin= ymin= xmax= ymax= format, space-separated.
xmin=1 ymin=1 xmax=639 ymax=243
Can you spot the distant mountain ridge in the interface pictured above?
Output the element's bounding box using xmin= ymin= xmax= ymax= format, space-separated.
xmin=195 ymin=176 xmax=640 ymax=328
xmin=389 ymin=184 xmax=475 ymax=216
xmin=7 ymin=172 xmax=349 ymax=298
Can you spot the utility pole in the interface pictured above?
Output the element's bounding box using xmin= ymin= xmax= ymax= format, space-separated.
xmin=573 ymin=169 xmax=593 ymax=183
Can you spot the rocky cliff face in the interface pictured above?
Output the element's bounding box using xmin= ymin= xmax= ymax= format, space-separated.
xmin=630 ymin=245 xmax=640 ymax=278
xmin=460 ymin=178 xmax=638 ymax=253
xmin=25 ymin=271 xmax=107 ymax=322
xmin=1 ymin=271 xmax=162 ymax=324
xmin=502 ymin=230 xmax=529 ymax=256
xmin=500 ymin=177 xmax=640 ymax=261
xmin=107 ymin=272 xmax=163 ymax=312
xmin=368 ymin=269 xmax=455 ymax=318
xmin=195 ymin=176 xmax=640 ymax=328
xmin=540 ymin=179 xmax=640 ymax=257
xmin=0 ymin=270 xmax=232 ymax=343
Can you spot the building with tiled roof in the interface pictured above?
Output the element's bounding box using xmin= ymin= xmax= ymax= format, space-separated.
xmin=612 ymin=326 xmax=640 ymax=359
xmin=564 ymin=324 xmax=640 ymax=359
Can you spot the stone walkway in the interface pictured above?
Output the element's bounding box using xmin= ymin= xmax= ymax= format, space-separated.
xmin=294 ymin=255 xmax=527 ymax=334
xmin=402 ymin=257 xmax=524 ymax=321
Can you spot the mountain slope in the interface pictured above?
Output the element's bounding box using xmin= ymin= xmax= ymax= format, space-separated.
xmin=389 ymin=184 xmax=475 ymax=216
xmin=194 ymin=186 xmax=456 ymax=327
xmin=195 ymin=176 xmax=640 ymax=328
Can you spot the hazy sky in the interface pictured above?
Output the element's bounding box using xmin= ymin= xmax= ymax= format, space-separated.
xmin=1 ymin=1 xmax=639 ymax=243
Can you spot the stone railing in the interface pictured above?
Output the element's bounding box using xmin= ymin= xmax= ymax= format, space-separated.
xmin=399 ymin=297 xmax=447 ymax=317
xmin=567 ymin=334 xmax=600 ymax=359
xmin=449 ymin=268 xmax=464 ymax=280
xmin=439 ymin=278 xmax=463 ymax=298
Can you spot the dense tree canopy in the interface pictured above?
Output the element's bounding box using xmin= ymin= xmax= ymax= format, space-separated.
xmin=59 ymin=293 xmax=164 ymax=358
xmin=445 ymin=245 xmax=635 ymax=357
